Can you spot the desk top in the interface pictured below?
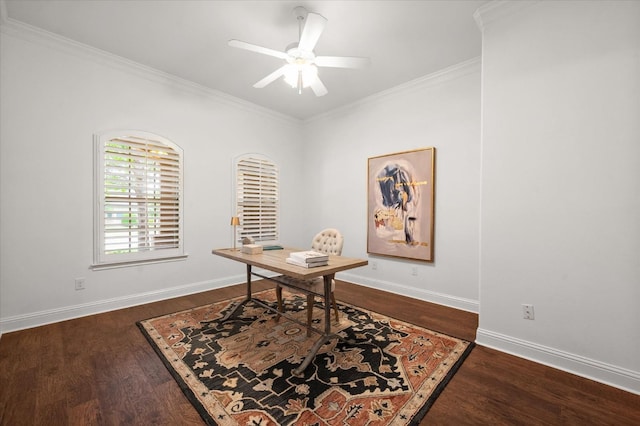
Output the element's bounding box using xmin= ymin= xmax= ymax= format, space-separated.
xmin=212 ymin=247 xmax=368 ymax=280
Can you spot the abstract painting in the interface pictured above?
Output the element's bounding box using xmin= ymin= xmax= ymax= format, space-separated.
xmin=367 ymin=148 xmax=435 ymax=262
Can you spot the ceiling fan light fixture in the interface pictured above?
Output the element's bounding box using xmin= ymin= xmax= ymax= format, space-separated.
xmin=283 ymin=63 xmax=318 ymax=91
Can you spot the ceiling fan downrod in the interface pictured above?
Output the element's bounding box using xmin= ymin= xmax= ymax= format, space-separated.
xmin=294 ymin=6 xmax=307 ymax=41
xmin=295 ymin=6 xmax=306 ymax=94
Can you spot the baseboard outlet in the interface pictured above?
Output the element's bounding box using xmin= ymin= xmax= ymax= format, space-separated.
xmin=476 ymin=328 xmax=640 ymax=395
xmin=338 ymin=272 xmax=479 ymax=313
xmin=0 ymin=275 xmax=245 ymax=334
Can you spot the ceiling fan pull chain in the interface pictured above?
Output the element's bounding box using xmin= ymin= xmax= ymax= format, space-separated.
xmin=297 ymin=70 xmax=303 ymax=94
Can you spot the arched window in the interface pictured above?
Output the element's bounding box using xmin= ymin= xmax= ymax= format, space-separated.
xmin=93 ymin=131 xmax=185 ymax=268
xmin=235 ymin=155 xmax=279 ymax=245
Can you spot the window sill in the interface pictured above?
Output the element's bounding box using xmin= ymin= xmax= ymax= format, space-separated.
xmin=90 ymin=254 xmax=188 ymax=271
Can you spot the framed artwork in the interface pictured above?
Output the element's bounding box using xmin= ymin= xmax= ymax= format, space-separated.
xmin=367 ymin=148 xmax=435 ymax=262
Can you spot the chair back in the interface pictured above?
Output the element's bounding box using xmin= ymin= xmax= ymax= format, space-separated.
xmin=311 ymin=228 xmax=344 ymax=256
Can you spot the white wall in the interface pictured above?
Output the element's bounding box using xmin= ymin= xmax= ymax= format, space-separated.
xmin=0 ymin=16 xmax=482 ymax=333
xmin=0 ymin=22 xmax=306 ymax=331
xmin=476 ymin=1 xmax=640 ymax=393
xmin=302 ymin=60 xmax=481 ymax=312
xmin=3 ymin=0 xmax=637 ymax=396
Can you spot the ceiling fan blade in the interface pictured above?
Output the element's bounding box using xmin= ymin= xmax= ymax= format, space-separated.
xmin=228 ymin=39 xmax=288 ymax=60
xmin=310 ymin=76 xmax=328 ymax=97
xmin=298 ymin=12 xmax=327 ymax=52
xmin=315 ymin=56 xmax=371 ymax=69
xmin=253 ymin=65 xmax=288 ymax=88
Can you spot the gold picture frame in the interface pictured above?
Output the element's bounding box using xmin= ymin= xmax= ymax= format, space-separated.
xmin=367 ymin=148 xmax=435 ymax=262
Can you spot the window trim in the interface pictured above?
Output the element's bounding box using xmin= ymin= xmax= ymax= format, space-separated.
xmin=92 ymin=130 xmax=186 ymax=269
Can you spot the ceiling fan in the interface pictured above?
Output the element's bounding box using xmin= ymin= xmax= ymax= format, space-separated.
xmin=228 ymin=6 xmax=370 ymax=96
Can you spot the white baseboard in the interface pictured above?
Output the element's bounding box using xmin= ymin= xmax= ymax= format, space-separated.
xmin=0 ymin=275 xmax=245 ymax=334
xmin=1 ymin=272 xmax=476 ymax=335
xmin=338 ymin=272 xmax=479 ymax=313
xmin=4 ymin=273 xmax=637 ymax=396
xmin=476 ymin=328 xmax=640 ymax=395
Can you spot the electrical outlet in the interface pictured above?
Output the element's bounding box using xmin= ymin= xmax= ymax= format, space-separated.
xmin=75 ymin=278 xmax=86 ymax=291
xmin=522 ymin=304 xmax=534 ymax=320
xmin=371 ymin=261 xmax=377 ymax=271
xmin=411 ymin=266 xmax=418 ymax=276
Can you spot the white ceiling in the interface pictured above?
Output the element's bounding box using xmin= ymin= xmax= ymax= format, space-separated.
xmin=3 ymin=0 xmax=487 ymax=120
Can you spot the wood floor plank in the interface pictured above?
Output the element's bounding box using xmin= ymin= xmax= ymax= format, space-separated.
xmin=68 ymin=399 xmax=103 ymax=426
xmin=1 ymin=280 xmax=638 ymax=425
xmin=0 ymin=366 xmax=38 ymax=425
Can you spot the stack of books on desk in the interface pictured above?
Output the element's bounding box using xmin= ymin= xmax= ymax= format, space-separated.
xmin=286 ymin=250 xmax=329 ymax=268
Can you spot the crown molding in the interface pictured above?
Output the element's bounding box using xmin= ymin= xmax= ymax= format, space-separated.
xmin=0 ymin=14 xmax=301 ymax=127
xmin=474 ymin=0 xmax=540 ymax=32
xmin=305 ymin=56 xmax=481 ymax=124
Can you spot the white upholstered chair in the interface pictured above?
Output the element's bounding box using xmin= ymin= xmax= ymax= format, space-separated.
xmin=275 ymin=229 xmax=344 ymax=336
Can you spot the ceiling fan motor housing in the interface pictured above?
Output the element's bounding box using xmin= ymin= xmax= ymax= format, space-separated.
xmin=285 ymin=43 xmax=315 ymax=64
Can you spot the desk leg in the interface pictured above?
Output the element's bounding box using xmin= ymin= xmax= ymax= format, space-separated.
xmin=323 ymin=274 xmax=333 ymax=334
xmin=293 ymin=334 xmax=331 ymax=376
xmin=220 ymin=264 xmax=253 ymax=322
xmin=293 ymin=273 xmax=335 ymax=376
xmin=246 ymin=264 xmax=252 ymax=300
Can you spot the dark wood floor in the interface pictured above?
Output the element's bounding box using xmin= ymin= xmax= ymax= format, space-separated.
xmin=1 ymin=281 xmax=639 ymax=425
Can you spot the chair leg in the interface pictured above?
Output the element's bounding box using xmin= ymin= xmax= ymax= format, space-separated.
xmin=306 ymin=294 xmax=314 ymax=337
xmin=331 ymin=293 xmax=339 ymax=322
xmin=275 ymin=285 xmax=283 ymax=322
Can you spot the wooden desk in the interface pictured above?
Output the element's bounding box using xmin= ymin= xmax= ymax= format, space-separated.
xmin=212 ymin=247 xmax=368 ymax=374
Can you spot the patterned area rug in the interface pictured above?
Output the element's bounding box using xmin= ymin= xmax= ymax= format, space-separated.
xmin=138 ymin=289 xmax=473 ymax=425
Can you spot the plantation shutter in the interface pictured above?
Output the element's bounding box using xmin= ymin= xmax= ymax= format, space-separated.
xmin=94 ymin=132 xmax=184 ymax=266
xmin=236 ymin=156 xmax=279 ymax=243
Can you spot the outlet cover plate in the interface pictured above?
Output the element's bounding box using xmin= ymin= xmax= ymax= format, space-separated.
xmin=522 ymin=304 xmax=534 ymax=320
